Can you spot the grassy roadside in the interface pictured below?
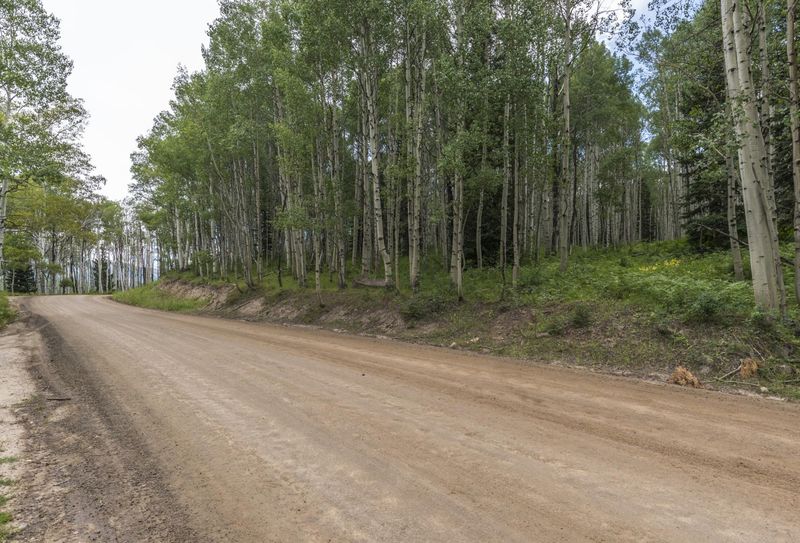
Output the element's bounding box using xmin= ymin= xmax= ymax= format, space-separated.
xmin=0 ymin=458 xmax=15 ymax=541
xmin=0 ymin=293 xmax=14 ymax=330
xmin=112 ymin=283 xmax=209 ymax=312
xmin=112 ymin=241 xmax=800 ymax=400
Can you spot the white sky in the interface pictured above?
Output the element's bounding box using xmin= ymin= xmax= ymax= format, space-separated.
xmin=42 ymin=0 xmax=221 ymax=201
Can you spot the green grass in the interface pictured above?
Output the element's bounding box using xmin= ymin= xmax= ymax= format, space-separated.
xmin=0 ymin=459 xmax=13 ymax=542
xmin=0 ymin=509 xmax=10 ymax=542
xmin=0 ymin=292 xmax=14 ymax=329
xmin=112 ymin=283 xmax=209 ymax=312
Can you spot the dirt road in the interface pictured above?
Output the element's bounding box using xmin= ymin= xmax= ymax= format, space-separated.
xmin=13 ymin=295 xmax=800 ymax=542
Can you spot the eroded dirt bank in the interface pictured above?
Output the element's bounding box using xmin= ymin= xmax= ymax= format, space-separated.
xmin=11 ymin=295 xmax=800 ymax=542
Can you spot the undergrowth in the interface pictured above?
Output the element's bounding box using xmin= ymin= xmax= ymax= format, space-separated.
xmin=0 ymin=456 xmax=16 ymax=542
xmin=112 ymin=283 xmax=209 ymax=312
xmin=0 ymin=293 xmax=14 ymax=329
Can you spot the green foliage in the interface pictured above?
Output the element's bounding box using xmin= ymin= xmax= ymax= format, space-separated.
xmin=0 ymin=508 xmax=10 ymax=542
xmin=749 ymin=309 xmax=777 ymax=334
xmin=542 ymin=316 xmax=568 ymax=336
xmin=0 ymin=293 xmax=13 ymax=329
xmin=112 ymin=284 xmax=208 ymax=313
xmin=400 ymin=292 xmax=451 ymax=322
xmin=570 ymin=303 xmax=593 ymax=328
xmin=514 ymin=267 xmax=544 ymax=293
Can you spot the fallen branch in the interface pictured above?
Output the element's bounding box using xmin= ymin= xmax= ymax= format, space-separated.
xmin=352 ymin=277 xmax=388 ymax=288
xmin=712 ymin=378 xmax=763 ymax=388
xmin=718 ymin=364 xmax=743 ymax=380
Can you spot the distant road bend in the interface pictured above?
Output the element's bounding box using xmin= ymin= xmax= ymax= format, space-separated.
xmin=19 ymin=296 xmax=800 ymax=542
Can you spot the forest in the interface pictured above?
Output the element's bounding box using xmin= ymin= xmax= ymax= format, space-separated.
xmin=2 ymin=0 xmax=800 ymax=323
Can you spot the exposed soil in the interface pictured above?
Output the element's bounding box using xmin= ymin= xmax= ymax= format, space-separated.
xmin=4 ymin=305 xmax=201 ymax=542
xmin=0 ymin=319 xmax=36 ymax=539
xmin=10 ymin=295 xmax=800 ymax=542
xmin=151 ymin=280 xmax=781 ymax=390
xmin=159 ymin=278 xmax=237 ymax=310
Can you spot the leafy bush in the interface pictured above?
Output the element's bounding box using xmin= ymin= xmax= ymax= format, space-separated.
xmin=749 ymin=309 xmax=777 ymax=334
xmin=400 ymin=292 xmax=450 ymax=321
xmin=684 ymin=291 xmax=723 ymax=323
xmin=542 ymin=316 xmax=567 ymax=336
xmin=570 ymin=303 xmax=593 ymax=328
xmin=515 ymin=267 xmax=544 ymax=293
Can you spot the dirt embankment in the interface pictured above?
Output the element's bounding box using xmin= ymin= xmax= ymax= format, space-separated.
xmin=159 ymin=278 xmax=406 ymax=335
xmin=152 ymin=278 xmax=799 ymax=398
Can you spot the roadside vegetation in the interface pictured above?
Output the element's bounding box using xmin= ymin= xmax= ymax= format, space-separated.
xmin=112 ymin=283 xmax=209 ymax=313
xmin=0 ymin=293 xmax=14 ymax=330
xmin=0 ymin=457 xmax=16 ymax=541
xmin=118 ymin=240 xmax=800 ymax=400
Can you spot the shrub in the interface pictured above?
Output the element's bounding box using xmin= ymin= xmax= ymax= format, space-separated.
xmin=543 ymin=317 xmax=567 ymax=336
xmin=684 ymin=291 xmax=722 ymax=323
xmin=570 ymin=303 xmax=592 ymax=328
xmin=400 ymin=292 xmax=450 ymax=321
xmin=515 ymin=267 xmax=544 ymax=293
xmin=603 ymin=275 xmax=631 ymax=300
xmin=749 ymin=309 xmax=777 ymax=333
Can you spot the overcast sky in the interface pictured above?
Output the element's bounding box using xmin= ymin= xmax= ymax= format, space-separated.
xmin=42 ymin=0 xmax=221 ymax=201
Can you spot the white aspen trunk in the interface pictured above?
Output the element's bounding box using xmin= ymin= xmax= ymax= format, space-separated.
xmin=757 ymin=0 xmax=775 ymax=187
xmin=558 ymin=6 xmax=572 ymax=272
xmin=789 ymin=0 xmax=800 ymax=303
xmin=360 ymin=27 xmax=393 ymax=287
xmin=723 ymin=0 xmax=786 ymax=313
xmin=412 ymin=39 xmax=426 ymax=291
xmin=0 ymin=178 xmax=7 ymax=291
xmin=501 ymin=99 xmax=510 ymax=277
xmin=512 ymin=120 xmax=521 ymax=286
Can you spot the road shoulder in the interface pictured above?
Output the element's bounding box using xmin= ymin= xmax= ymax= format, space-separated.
xmin=0 ymin=317 xmax=36 ymax=540
xmin=1 ymin=305 xmax=202 ymax=542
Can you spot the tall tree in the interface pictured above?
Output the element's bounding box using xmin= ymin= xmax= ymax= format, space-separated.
xmin=0 ymin=0 xmax=93 ymax=291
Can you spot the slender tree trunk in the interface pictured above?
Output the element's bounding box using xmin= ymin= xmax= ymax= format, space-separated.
xmin=501 ymin=98 xmax=510 ymax=280
xmin=558 ymin=4 xmax=572 ymax=273
xmin=512 ymin=116 xmax=520 ymax=286
xmin=726 ymin=151 xmax=745 ymax=281
xmin=363 ymin=67 xmax=393 ymax=287
xmin=789 ymin=0 xmax=800 ymax=304
xmin=0 ymin=178 xmax=7 ymax=291
xmin=331 ymin=99 xmax=347 ymax=290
